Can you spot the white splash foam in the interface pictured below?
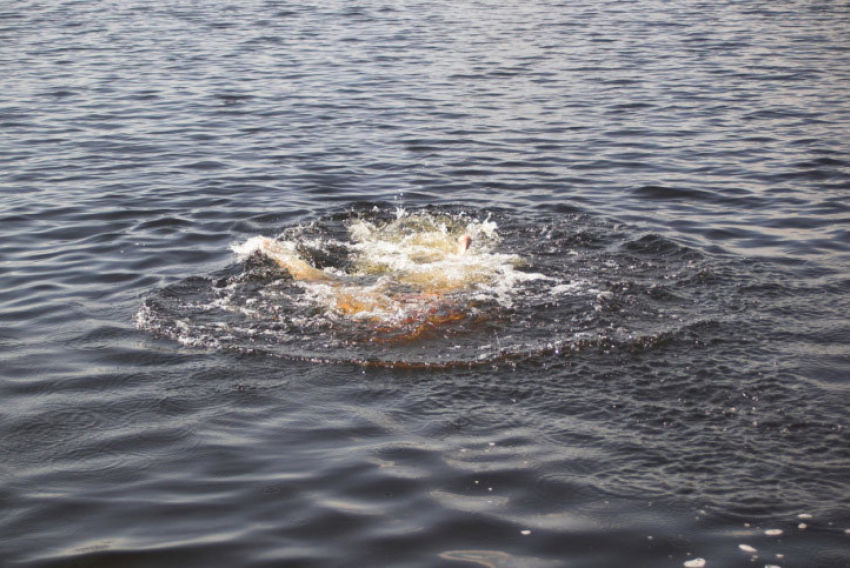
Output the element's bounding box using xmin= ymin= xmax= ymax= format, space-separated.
xmin=231 ymin=235 xmax=271 ymax=258
xmin=134 ymin=304 xmax=153 ymax=329
xmin=238 ymin=210 xmax=561 ymax=322
xmin=551 ymin=282 xmax=582 ymax=295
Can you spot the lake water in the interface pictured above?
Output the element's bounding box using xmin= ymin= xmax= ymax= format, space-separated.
xmin=2 ymin=1 xmax=849 ymax=566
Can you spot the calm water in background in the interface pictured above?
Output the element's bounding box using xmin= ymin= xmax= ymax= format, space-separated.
xmin=2 ymin=0 xmax=849 ymax=566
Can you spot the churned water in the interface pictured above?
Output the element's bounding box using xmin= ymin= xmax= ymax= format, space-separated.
xmin=2 ymin=1 xmax=849 ymax=566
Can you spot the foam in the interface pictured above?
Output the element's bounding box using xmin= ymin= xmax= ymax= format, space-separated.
xmin=230 ymin=235 xmax=271 ymax=258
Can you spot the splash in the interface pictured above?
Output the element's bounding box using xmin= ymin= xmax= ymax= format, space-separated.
xmin=137 ymin=206 xmax=723 ymax=366
xmin=232 ymin=209 xmax=550 ymax=337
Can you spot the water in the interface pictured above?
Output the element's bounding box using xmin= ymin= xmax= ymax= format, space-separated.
xmin=2 ymin=0 xmax=849 ymax=566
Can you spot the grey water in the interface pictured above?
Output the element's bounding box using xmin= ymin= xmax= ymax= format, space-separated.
xmin=2 ymin=0 xmax=849 ymax=566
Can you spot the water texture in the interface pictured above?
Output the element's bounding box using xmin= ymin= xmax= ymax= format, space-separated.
xmin=1 ymin=0 xmax=849 ymax=566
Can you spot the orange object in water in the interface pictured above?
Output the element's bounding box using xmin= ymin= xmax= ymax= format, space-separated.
xmin=333 ymin=291 xmax=392 ymax=318
xmin=259 ymin=232 xmax=482 ymax=340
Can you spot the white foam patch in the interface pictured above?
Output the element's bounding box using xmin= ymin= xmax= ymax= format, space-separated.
xmin=231 ymin=235 xmax=271 ymax=258
xmin=551 ymin=280 xmax=600 ymax=296
xmin=134 ymin=303 xmax=153 ymax=329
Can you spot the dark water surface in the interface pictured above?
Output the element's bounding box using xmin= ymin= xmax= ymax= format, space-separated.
xmin=2 ymin=0 xmax=849 ymax=566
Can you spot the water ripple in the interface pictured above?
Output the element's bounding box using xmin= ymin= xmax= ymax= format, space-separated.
xmin=2 ymin=0 xmax=849 ymax=566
